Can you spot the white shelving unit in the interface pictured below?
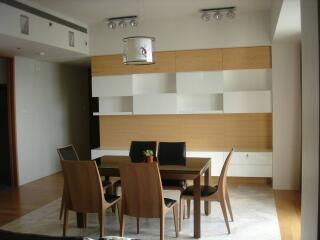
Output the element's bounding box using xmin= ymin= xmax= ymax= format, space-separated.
xmin=133 ymin=93 xmax=177 ymax=114
xmin=91 ymin=69 xmax=272 ymax=115
xmin=177 ymin=94 xmax=223 ymax=113
xmin=133 ymin=73 xmax=176 ymax=94
xmin=92 ymin=75 xmax=132 ymax=97
xmin=97 ymin=96 xmax=133 ymax=115
xmin=176 ymin=71 xmax=223 ymax=94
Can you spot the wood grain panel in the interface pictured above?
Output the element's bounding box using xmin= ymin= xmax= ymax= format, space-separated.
xmin=131 ymin=51 xmax=176 ymax=74
xmin=175 ymin=49 xmax=222 ymax=72
xmin=222 ymin=46 xmax=272 ymax=69
xmin=100 ymin=113 xmax=272 ymax=151
xmin=224 ymin=113 xmax=272 ymax=149
xmin=91 ymin=55 xmax=132 ymax=76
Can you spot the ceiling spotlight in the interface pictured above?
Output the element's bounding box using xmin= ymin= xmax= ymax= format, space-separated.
xmin=213 ymin=11 xmax=223 ymax=20
xmin=119 ymin=20 xmax=127 ymax=28
xmin=226 ymin=9 xmax=236 ymax=19
xmin=201 ymin=12 xmax=210 ymax=22
xmin=106 ymin=16 xmax=138 ymax=30
xmin=200 ymin=7 xmax=236 ymax=21
xmin=129 ymin=19 xmax=138 ymax=27
xmin=108 ymin=21 xmax=116 ymax=29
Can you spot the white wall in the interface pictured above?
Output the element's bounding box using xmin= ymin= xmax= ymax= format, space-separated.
xmin=89 ymin=10 xmax=271 ymax=55
xmin=272 ymin=42 xmax=301 ymax=190
xmin=15 ymin=57 xmax=90 ymax=185
xmin=300 ymin=0 xmax=319 ymax=239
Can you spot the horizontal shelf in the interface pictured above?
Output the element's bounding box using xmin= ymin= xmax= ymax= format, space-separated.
xmin=178 ymin=110 xmax=223 ymax=114
xmin=93 ymin=112 xmax=133 ymax=116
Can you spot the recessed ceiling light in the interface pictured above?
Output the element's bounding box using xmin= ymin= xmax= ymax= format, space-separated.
xmin=39 ymin=51 xmax=45 ymax=56
xmin=108 ymin=21 xmax=116 ymax=29
xmin=119 ymin=20 xmax=127 ymax=28
xmin=226 ymin=9 xmax=236 ymax=19
xmin=213 ymin=11 xmax=223 ymax=20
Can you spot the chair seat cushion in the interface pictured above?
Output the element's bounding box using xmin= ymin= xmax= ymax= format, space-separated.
xmin=164 ymin=198 xmax=176 ymax=208
xmin=162 ymin=179 xmax=187 ymax=188
xmin=104 ymin=194 xmax=120 ymax=204
xmin=182 ymin=185 xmax=218 ymax=197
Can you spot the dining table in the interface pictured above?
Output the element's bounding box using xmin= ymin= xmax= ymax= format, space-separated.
xmin=77 ymin=155 xmax=212 ymax=239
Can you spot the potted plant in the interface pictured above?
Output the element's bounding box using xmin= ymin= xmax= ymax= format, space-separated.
xmin=143 ymin=149 xmax=154 ymax=163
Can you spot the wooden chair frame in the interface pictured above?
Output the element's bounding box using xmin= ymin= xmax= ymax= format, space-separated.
xmin=180 ymin=148 xmax=234 ymax=234
xmin=119 ymin=162 xmax=179 ymax=240
xmin=61 ymin=160 xmax=121 ymax=238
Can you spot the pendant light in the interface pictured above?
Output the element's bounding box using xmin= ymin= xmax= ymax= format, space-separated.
xmin=123 ymin=36 xmax=155 ymax=65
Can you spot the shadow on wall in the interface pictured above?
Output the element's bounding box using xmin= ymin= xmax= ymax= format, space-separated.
xmin=57 ymin=65 xmax=90 ymax=160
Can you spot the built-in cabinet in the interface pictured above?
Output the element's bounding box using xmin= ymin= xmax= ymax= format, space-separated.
xmin=91 ymin=148 xmax=272 ymax=177
xmin=90 ymin=46 xmax=273 ymax=178
xmin=92 ymin=69 xmax=272 ymax=115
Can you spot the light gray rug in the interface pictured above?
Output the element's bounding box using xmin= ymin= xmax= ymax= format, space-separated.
xmin=0 ymin=185 xmax=281 ymax=240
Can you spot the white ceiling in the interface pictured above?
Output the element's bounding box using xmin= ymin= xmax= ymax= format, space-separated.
xmin=26 ymin=0 xmax=272 ymax=25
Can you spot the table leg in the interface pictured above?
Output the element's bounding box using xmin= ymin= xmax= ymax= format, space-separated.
xmin=204 ymin=167 xmax=211 ymax=216
xmin=193 ymin=175 xmax=201 ymax=238
xmin=77 ymin=213 xmax=85 ymax=228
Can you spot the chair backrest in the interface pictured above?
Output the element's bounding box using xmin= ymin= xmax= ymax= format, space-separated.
xmin=60 ymin=160 xmax=104 ymax=213
xmin=217 ymin=148 xmax=234 ymax=193
xmin=57 ymin=144 xmax=79 ymax=160
xmin=129 ymin=141 xmax=157 ymax=163
xmin=119 ymin=162 xmax=164 ymax=218
xmin=157 ymin=142 xmax=186 ymax=165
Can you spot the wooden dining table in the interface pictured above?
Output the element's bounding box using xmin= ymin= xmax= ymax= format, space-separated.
xmin=78 ymin=155 xmax=211 ymax=239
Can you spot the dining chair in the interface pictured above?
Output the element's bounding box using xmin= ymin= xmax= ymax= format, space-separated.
xmin=157 ymin=142 xmax=187 ymax=191
xmin=56 ymin=145 xmax=79 ymax=220
xmin=119 ymin=162 xmax=179 ymax=240
xmin=180 ymin=148 xmax=234 ymax=234
xmin=60 ymin=160 xmax=121 ymax=238
xmin=111 ymin=141 xmax=158 ymax=208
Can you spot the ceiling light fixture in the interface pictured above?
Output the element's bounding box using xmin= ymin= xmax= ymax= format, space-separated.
xmin=123 ymin=36 xmax=155 ymax=65
xmin=200 ymin=7 xmax=236 ymax=21
xmin=105 ymin=15 xmax=138 ymax=30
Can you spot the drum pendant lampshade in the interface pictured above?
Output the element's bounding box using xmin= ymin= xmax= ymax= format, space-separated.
xmin=123 ymin=36 xmax=155 ymax=65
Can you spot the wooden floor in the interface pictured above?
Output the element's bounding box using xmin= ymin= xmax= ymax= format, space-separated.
xmin=0 ymin=173 xmax=301 ymax=239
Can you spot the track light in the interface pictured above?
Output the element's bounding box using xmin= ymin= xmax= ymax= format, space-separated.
xmin=119 ymin=20 xmax=126 ymax=28
xmin=107 ymin=21 xmax=116 ymax=29
xmin=200 ymin=7 xmax=236 ymax=22
xmin=201 ymin=12 xmax=210 ymax=22
xmin=129 ymin=19 xmax=138 ymax=27
xmin=226 ymin=9 xmax=236 ymax=19
xmin=213 ymin=11 xmax=223 ymax=20
xmin=105 ymin=15 xmax=138 ymax=30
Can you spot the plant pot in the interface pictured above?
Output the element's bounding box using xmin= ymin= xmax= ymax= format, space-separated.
xmin=145 ymin=156 xmax=154 ymax=163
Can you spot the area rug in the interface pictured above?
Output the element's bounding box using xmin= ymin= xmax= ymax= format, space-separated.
xmin=0 ymin=185 xmax=281 ymax=240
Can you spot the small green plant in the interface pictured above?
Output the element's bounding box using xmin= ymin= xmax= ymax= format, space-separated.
xmin=142 ymin=149 xmax=154 ymax=157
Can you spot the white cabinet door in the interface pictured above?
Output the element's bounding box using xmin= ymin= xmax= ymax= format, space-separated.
xmin=177 ymin=71 xmax=223 ymax=94
xmin=223 ymin=91 xmax=272 ymax=113
xmin=133 ymin=94 xmax=177 ymax=114
xmin=92 ymin=75 xmax=132 ymax=97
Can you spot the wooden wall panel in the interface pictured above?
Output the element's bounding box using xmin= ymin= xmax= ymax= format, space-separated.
xmin=131 ymin=51 xmax=176 ymax=74
xmin=91 ymin=55 xmax=132 ymax=76
xmin=100 ymin=113 xmax=272 ymax=151
xmin=224 ymin=113 xmax=272 ymax=149
xmin=222 ymin=46 xmax=272 ymax=69
xmin=175 ymin=49 xmax=222 ymax=72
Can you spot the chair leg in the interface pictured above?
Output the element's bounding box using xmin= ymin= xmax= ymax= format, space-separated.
xmin=220 ymin=199 xmax=231 ymax=234
xmin=116 ymin=202 xmax=121 ymax=224
xmin=62 ymin=208 xmax=68 ymax=236
xmin=187 ymin=199 xmax=191 ymax=219
xmin=98 ymin=211 xmax=105 ymax=238
xmin=179 ymin=198 xmax=183 ymax=231
xmin=136 ymin=217 xmax=140 ymax=234
xmin=160 ymin=215 xmax=165 ymax=240
xmin=225 ymin=189 xmax=234 ymax=221
xmin=59 ymin=196 xmax=64 ymax=220
xmin=120 ymin=209 xmax=125 ymax=236
xmin=111 ymin=185 xmax=116 ymax=213
xmin=173 ymin=205 xmax=179 ymax=237
xmin=83 ymin=213 xmax=87 ymax=228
